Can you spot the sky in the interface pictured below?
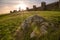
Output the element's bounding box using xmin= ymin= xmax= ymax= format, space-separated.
xmin=0 ymin=0 xmax=59 ymax=14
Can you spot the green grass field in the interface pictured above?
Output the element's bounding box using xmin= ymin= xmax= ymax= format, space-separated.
xmin=0 ymin=11 xmax=60 ymax=40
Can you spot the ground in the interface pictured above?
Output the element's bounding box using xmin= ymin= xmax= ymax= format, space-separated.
xmin=0 ymin=11 xmax=60 ymax=40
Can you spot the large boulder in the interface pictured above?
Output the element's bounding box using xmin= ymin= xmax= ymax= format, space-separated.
xmin=15 ymin=15 xmax=55 ymax=40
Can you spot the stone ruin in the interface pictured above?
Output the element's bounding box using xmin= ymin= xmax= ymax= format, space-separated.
xmin=15 ymin=15 xmax=55 ymax=40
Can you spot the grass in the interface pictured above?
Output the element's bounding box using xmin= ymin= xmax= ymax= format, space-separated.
xmin=0 ymin=11 xmax=60 ymax=40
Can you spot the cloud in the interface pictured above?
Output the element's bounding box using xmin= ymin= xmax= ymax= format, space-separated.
xmin=0 ymin=0 xmax=59 ymax=14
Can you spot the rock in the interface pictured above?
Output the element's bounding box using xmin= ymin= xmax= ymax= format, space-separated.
xmin=15 ymin=15 xmax=55 ymax=40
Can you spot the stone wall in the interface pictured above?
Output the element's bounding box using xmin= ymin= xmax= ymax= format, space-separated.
xmin=59 ymin=0 xmax=60 ymax=8
xmin=26 ymin=1 xmax=60 ymax=11
xmin=46 ymin=2 xmax=59 ymax=10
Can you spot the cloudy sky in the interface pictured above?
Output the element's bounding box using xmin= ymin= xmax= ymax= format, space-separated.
xmin=0 ymin=0 xmax=59 ymax=14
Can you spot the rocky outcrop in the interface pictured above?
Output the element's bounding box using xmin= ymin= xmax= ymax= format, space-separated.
xmin=15 ymin=15 xmax=55 ymax=40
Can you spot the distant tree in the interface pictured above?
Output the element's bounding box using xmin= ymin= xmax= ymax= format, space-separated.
xmin=33 ymin=5 xmax=36 ymax=9
xmin=10 ymin=11 xmax=13 ymax=13
xmin=26 ymin=7 xmax=29 ymax=11
xmin=33 ymin=5 xmax=37 ymax=11
xmin=13 ymin=10 xmax=17 ymax=13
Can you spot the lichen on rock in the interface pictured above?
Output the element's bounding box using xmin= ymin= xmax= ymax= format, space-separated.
xmin=15 ymin=15 xmax=55 ymax=40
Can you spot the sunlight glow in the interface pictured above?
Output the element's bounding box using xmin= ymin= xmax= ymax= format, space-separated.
xmin=17 ymin=2 xmax=27 ymax=11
